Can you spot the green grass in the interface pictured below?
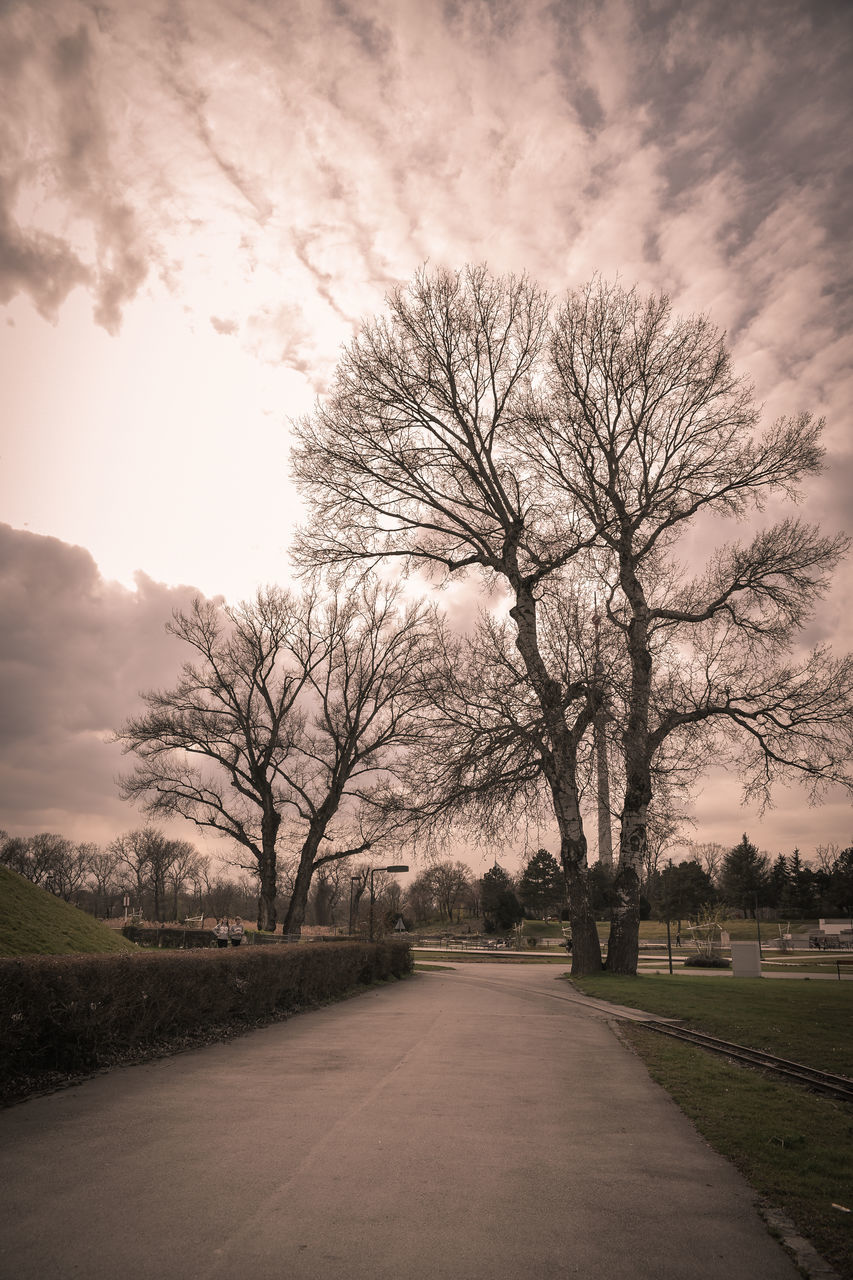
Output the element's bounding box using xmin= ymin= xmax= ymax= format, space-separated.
xmin=594 ymin=918 xmax=818 ymax=943
xmin=571 ymin=972 xmax=853 ymax=1075
xmin=621 ymin=1025 xmax=853 ymax=1279
xmin=0 ymin=867 xmax=137 ymax=956
xmin=760 ymin=955 xmax=845 ymax=972
xmin=520 ymin=919 xmax=566 ymax=938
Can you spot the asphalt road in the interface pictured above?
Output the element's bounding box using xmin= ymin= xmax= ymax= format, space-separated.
xmin=0 ymin=964 xmax=802 ymax=1280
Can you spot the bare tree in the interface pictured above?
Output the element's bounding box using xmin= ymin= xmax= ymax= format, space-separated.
xmin=527 ymin=277 xmax=852 ymax=971
xmin=275 ymin=581 xmax=440 ymax=937
xmin=87 ymin=846 xmax=121 ymax=916
xmin=116 ymin=589 xmax=312 ymax=930
xmin=422 ymin=860 xmax=473 ymax=923
xmin=166 ymin=842 xmax=203 ymax=921
xmin=117 ymin=581 xmax=438 ymax=934
xmin=688 ymin=841 xmax=727 ymax=885
xmin=307 ymin=862 xmax=345 ymax=926
xmin=51 ymin=840 xmax=97 ymax=904
xmin=0 ymin=833 xmax=94 ymax=902
xmin=404 ymin=873 xmax=436 ymax=925
xmin=292 ymin=266 xmax=604 ymax=973
xmin=108 ymin=828 xmax=161 ymax=917
xmin=815 ymin=842 xmax=841 ymax=875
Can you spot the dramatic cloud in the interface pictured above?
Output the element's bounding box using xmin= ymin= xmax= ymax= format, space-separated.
xmin=0 ymin=523 xmax=213 ymax=843
xmin=0 ymin=0 xmax=850 ymax=855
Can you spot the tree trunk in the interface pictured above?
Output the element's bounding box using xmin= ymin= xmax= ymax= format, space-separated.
xmin=606 ymin=792 xmax=649 ymax=974
xmin=280 ymin=852 xmax=315 ymax=938
xmin=256 ymin=801 xmax=281 ymax=932
xmin=606 ymin=862 xmax=641 ymax=974
xmin=509 ymin=583 xmax=602 ymax=976
xmin=594 ymin=708 xmax=613 ymax=871
xmin=562 ymin=844 xmax=602 ymax=975
xmin=280 ymin=818 xmax=328 ymax=938
xmin=257 ymin=856 xmax=278 ymax=932
xmin=606 ymin=554 xmax=652 ymax=975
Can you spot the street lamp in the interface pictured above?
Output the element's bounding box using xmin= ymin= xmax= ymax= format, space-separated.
xmin=369 ymin=865 xmax=409 ymax=941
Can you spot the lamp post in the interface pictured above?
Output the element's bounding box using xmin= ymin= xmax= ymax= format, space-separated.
xmin=369 ymin=865 xmax=409 ymax=941
xmin=664 ymin=860 xmax=673 ymax=976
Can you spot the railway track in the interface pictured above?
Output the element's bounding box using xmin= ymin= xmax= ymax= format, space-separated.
xmin=641 ymin=1021 xmax=853 ymax=1103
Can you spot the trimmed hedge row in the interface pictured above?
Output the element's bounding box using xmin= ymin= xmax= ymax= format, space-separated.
xmin=0 ymin=940 xmax=411 ymax=1105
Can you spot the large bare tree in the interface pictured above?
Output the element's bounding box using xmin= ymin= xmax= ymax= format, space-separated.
xmin=117 ymin=582 xmax=438 ymax=933
xmin=292 ymin=265 xmax=605 ymax=973
xmin=525 ymin=277 xmax=852 ymax=971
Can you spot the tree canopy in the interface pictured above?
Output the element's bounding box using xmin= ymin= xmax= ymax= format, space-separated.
xmin=292 ymin=265 xmax=852 ymax=973
xmin=117 ymin=581 xmax=439 ymax=932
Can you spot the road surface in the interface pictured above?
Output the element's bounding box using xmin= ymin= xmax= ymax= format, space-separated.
xmin=0 ymin=963 xmax=803 ymax=1279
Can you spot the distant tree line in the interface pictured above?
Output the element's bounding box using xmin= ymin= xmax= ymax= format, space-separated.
xmin=0 ymin=827 xmax=253 ymax=924
xmin=620 ymin=834 xmax=853 ymax=926
xmin=3 ymin=826 xmax=849 ymax=938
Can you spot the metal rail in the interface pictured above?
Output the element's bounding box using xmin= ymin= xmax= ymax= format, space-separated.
xmin=642 ymin=1021 xmax=853 ymax=1103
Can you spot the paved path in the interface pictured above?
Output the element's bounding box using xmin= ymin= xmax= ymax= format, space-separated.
xmin=0 ymin=965 xmax=802 ymax=1280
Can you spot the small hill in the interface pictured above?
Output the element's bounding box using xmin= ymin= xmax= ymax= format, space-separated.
xmin=0 ymin=867 xmax=137 ymax=956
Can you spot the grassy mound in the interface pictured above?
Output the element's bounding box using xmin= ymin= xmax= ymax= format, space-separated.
xmin=0 ymin=867 xmax=136 ymax=956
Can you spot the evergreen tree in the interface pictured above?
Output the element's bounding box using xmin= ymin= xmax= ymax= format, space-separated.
xmin=481 ymin=864 xmax=523 ymax=931
xmin=518 ymin=848 xmax=565 ymax=918
xmin=655 ymin=860 xmax=715 ymax=923
xmin=720 ymin=835 xmax=770 ymax=917
xmin=768 ymin=854 xmax=789 ymax=911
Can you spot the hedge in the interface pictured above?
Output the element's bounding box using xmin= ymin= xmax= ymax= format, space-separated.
xmin=0 ymin=940 xmax=411 ymax=1106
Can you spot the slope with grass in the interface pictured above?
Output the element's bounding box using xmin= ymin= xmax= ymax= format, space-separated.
xmin=0 ymin=867 xmax=136 ymax=956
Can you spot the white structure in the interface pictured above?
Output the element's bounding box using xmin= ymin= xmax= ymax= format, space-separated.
xmin=731 ymin=941 xmax=762 ymax=977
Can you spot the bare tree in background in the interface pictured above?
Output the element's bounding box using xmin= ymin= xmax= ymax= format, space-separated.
xmin=109 ymin=829 xmax=157 ymax=915
xmin=116 ymin=590 xmax=312 ymax=930
xmin=307 ymin=862 xmax=344 ymax=926
xmin=166 ymin=842 xmax=203 ymax=921
xmin=0 ymin=833 xmax=95 ymax=903
xmin=688 ymin=841 xmax=727 ymax=885
xmin=88 ymin=846 xmax=122 ymax=916
xmin=527 ymin=277 xmax=852 ymax=971
xmin=117 ymin=581 xmax=438 ymax=934
xmin=292 ymin=266 xmax=604 ymax=973
xmin=275 ymin=582 xmax=439 ymax=937
xmin=422 ymin=860 xmax=473 ymax=923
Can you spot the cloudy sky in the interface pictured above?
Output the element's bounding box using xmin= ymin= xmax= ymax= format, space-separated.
xmin=1 ymin=0 xmax=851 ymax=867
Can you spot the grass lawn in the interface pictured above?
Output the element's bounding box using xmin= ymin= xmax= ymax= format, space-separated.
xmin=572 ymin=972 xmax=853 ymax=1278
xmin=0 ymin=867 xmax=136 ymax=956
xmin=622 ymin=1026 xmax=853 ymax=1279
xmin=570 ymin=972 xmax=853 ymax=1075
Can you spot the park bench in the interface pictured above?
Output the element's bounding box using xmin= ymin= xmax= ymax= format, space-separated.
xmin=836 ymin=957 xmax=853 ymax=980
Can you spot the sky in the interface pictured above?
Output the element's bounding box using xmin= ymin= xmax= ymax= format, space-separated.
xmin=0 ymin=0 xmax=851 ymax=873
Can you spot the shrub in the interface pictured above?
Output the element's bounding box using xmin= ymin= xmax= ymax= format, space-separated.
xmin=684 ymin=953 xmax=731 ymax=969
xmin=0 ymin=940 xmax=411 ymax=1105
